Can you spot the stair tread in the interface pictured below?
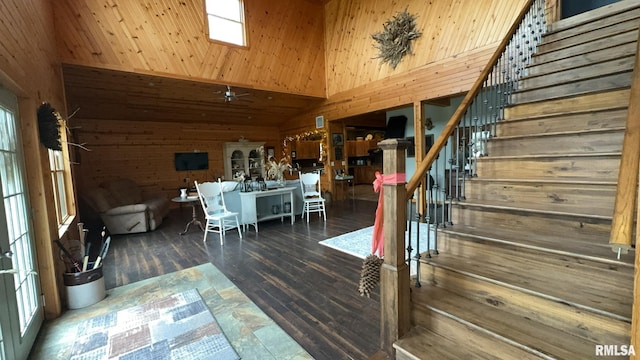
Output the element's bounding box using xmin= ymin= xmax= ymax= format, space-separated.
xmin=466 ymin=178 xmax=617 ymax=186
xmin=504 ymin=89 xmax=630 ymax=119
xmin=420 ymin=237 xmax=633 ymax=319
xmin=439 ymin=224 xmax=634 ymax=266
xmin=453 ymin=199 xmax=612 ymax=220
xmin=395 ymin=324 xmax=540 ymax=360
xmin=520 ymin=55 xmax=636 ymax=90
xmin=492 ymin=127 xmax=625 ymax=141
xmin=530 ymin=30 xmax=638 ymax=71
xmin=543 ymin=1 xmax=639 ymax=42
xmin=548 ymin=0 xmax=640 ymax=34
xmin=479 ymin=152 xmax=620 ymax=160
xmin=461 ymin=181 xmax=616 ymax=217
xmin=411 ymin=282 xmax=629 ymax=359
xmin=512 ymin=72 xmax=632 ymax=104
xmin=501 ymin=106 xmax=628 ymax=123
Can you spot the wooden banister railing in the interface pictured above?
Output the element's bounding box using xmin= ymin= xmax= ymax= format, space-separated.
xmin=609 ymin=31 xmax=640 ymax=257
xmin=616 ymin=28 xmax=640 ymax=360
xmin=406 ymin=0 xmax=537 ymax=198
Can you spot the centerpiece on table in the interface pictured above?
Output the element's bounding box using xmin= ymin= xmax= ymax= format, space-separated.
xmin=257 ymin=146 xmax=292 ymax=185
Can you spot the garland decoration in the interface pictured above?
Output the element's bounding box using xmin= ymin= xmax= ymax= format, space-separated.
xmin=371 ymin=9 xmax=422 ymax=69
xmin=282 ymin=129 xmax=327 ymax=163
xmin=37 ymin=102 xmax=63 ymax=151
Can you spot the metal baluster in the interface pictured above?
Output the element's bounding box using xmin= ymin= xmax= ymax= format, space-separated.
xmin=425 ymin=169 xmax=432 ymax=258
xmin=412 ymin=191 xmax=421 ymax=288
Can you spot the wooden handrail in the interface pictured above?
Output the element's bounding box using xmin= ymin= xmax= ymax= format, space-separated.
xmin=405 ymin=0 xmax=536 ymax=199
xmin=609 ymin=31 xmax=640 ymax=255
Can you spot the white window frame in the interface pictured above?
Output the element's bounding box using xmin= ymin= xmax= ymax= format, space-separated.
xmin=49 ymin=149 xmax=69 ymax=225
xmin=47 ymin=119 xmax=74 ymax=228
xmin=205 ymin=0 xmax=247 ymax=46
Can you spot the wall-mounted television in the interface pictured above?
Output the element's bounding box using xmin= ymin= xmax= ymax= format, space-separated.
xmin=174 ymin=152 xmax=209 ymax=171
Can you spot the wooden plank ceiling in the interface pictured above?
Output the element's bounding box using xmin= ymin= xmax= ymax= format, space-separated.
xmin=62 ymin=64 xmax=326 ymax=127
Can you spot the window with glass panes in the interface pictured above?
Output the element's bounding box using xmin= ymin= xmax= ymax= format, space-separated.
xmin=205 ymin=0 xmax=246 ymax=46
xmin=48 ymin=148 xmax=69 ymax=225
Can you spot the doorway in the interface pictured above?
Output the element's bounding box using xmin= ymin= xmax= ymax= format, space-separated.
xmin=0 ymin=88 xmax=43 ymax=360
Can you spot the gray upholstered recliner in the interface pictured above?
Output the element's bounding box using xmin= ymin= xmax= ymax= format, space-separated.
xmin=84 ymin=178 xmax=170 ymax=234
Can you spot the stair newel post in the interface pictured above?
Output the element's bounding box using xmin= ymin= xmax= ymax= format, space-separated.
xmin=378 ymin=138 xmax=411 ymax=356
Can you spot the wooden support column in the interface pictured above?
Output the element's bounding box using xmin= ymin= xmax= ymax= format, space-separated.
xmin=413 ymin=101 xmax=427 ymax=222
xmin=378 ymin=138 xmax=411 ymax=356
xmin=545 ymin=0 xmax=561 ymax=24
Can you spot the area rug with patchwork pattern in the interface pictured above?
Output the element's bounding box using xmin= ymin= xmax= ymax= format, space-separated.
xmin=68 ymin=288 xmax=239 ymax=360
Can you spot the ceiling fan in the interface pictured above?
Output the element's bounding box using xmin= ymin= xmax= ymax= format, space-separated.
xmin=216 ymin=85 xmax=250 ymax=102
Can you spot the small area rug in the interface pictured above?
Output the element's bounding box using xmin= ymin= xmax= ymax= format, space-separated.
xmin=69 ymin=288 xmax=239 ymax=360
xmin=319 ymin=222 xmax=436 ymax=259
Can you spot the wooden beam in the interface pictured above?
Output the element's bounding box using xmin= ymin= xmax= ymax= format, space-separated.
xmin=413 ymin=101 xmax=427 ymax=221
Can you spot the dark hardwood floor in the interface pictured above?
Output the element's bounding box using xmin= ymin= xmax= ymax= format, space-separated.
xmin=98 ymin=198 xmax=381 ymax=360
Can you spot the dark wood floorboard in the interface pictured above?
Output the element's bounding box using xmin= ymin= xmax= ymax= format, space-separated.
xmin=100 ymin=199 xmax=381 ymax=360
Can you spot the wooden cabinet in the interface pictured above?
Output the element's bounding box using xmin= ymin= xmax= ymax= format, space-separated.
xmin=294 ymin=140 xmax=320 ymax=159
xmin=224 ymin=140 xmax=264 ymax=180
xmin=352 ymin=165 xmax=381 ymax=185
xmin=346 ymin=139 xmax=378 ymax=157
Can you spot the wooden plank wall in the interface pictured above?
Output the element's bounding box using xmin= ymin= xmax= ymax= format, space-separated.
xmin=0 ymin=0 xmax=69 ymax=317
xmin=283 ymin=0 xmax=529 ymax=132
xmin=73 ymin=118 xmax=280 ymax=202
xmin=324 ymin=0 xmax=528 ymax=97
xmin=52 ymin=0 xmax=326 ymax=97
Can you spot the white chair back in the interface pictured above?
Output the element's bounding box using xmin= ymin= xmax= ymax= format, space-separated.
xmin=194 ymin=179 xmax=242 ymax=244
xmin=196 ymin=180 xmax=227 ymax=215
xmin=299 ymin=172 xmax=326 ymax=222
xmin=300 ymin=172 xmax=322 ymax=198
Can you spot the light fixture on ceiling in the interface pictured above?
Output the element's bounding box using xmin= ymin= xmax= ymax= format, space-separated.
xmin=216 ymin=85 xmax=250 ymax=102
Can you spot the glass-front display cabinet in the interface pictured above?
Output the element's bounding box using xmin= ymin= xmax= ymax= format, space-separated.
xmin=224 ymin=140 xmax=265 ymax=180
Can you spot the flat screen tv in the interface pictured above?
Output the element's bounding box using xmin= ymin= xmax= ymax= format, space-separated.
xmin=385 ymin=115 xmax=407 ymax=139
xmin=174 ymin=152 xmax=209 ymax=171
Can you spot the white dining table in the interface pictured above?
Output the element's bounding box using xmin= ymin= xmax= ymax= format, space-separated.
xmin=239 ymin=186 xmax=296 ymax=232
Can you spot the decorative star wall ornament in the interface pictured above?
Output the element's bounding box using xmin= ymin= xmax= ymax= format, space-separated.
xmin=371 ymin=9 xmax=422 ymax=69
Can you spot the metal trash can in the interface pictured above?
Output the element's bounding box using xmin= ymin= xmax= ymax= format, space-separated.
xmin=63 ymin=264 xmax=105 ymax=309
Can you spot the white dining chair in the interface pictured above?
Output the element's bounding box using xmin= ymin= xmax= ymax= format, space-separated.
xmin=195 ymin=180 xmax=242 ymax=245
xmin=299 ymin=172 xmax=326 ymax=222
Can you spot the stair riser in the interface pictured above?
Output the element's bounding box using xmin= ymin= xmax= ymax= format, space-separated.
xmin=450 ymin=205 xmax=611 ymax=244
xmin=488 ymin=130 xmax=624 ymax=156
xmin=476 ymin=155 xmax=620 ymax=181
xmin=538 ymin=11 xmax=640 ymax=54
xmin=463 ymin=181 xmax=616 ymax=217
xmin=418 ymin=263 xmax=630 ymax=344
xmin=529 ymin=37 xmax=637 ymax=76
xmin=505 ymin=89 xmax=629 ymax=118
xmin=496 ymin=108 xmax=628 ymax=136
xmin=521 ymin=56 xmax=635 ymax=90
xmin=512 ymin=72 xmax=632 ymax=104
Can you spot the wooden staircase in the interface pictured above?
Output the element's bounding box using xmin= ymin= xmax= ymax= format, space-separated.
xmin=394 ymin=2 xmax=639 ymax=359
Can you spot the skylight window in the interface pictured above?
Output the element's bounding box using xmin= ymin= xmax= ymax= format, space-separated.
xmin=205 ymin=0 xmax=246 ymax=46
